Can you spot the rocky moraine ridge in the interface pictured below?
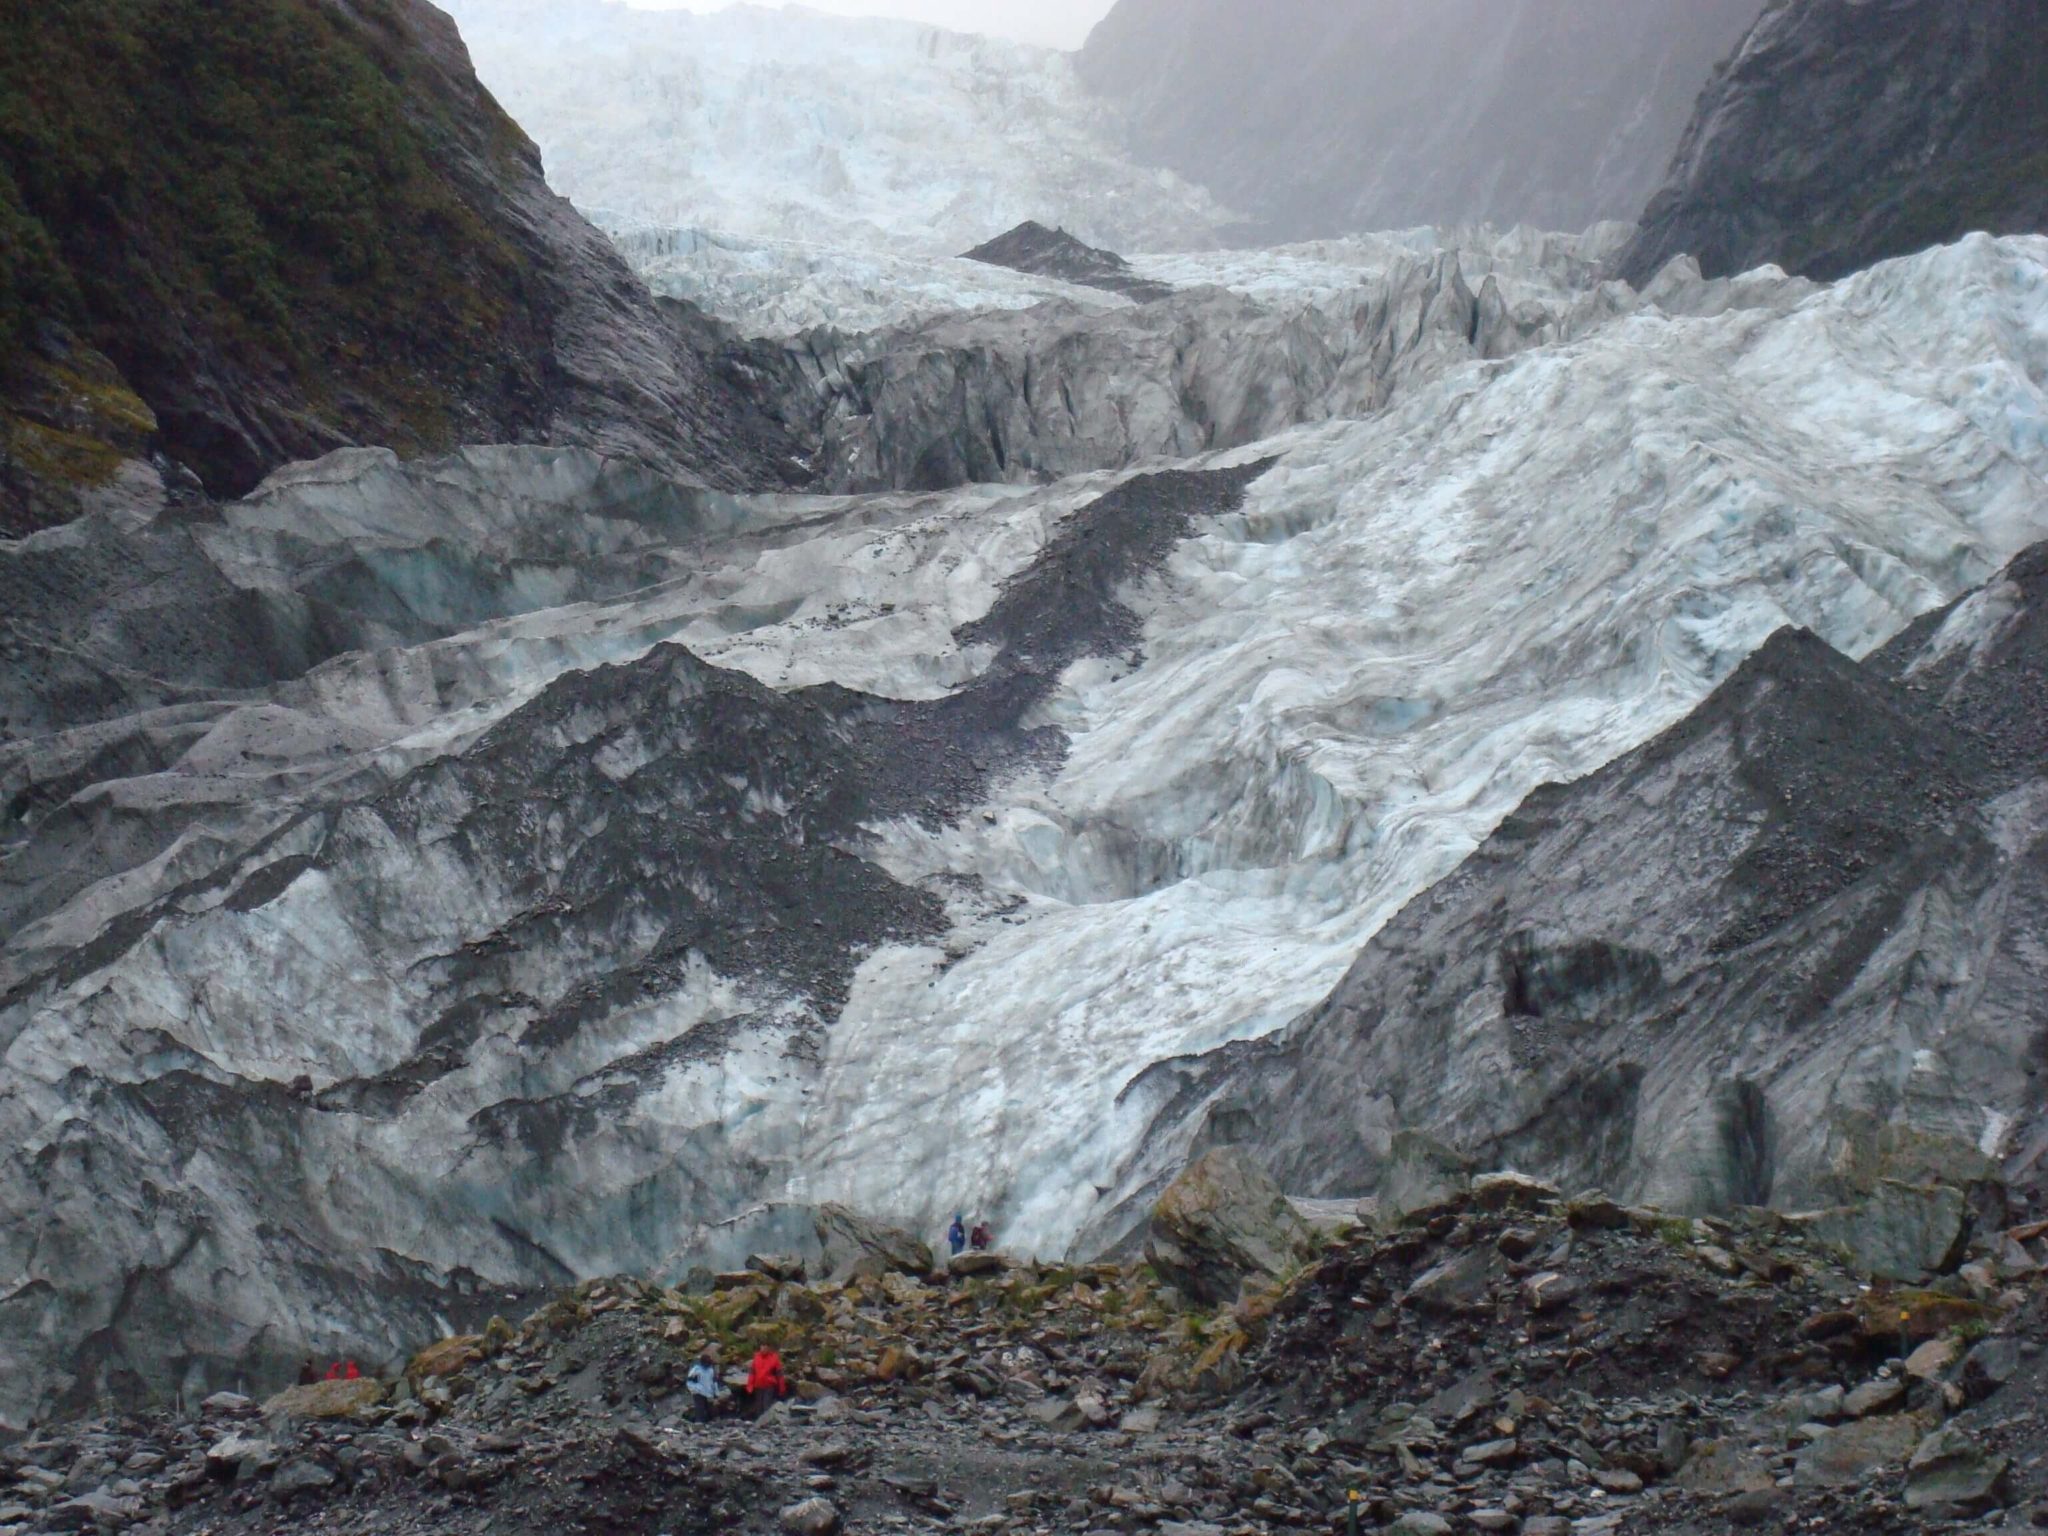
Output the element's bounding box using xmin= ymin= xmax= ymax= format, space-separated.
xmin=5 ymin=1159 xmax=2048 ymax=1536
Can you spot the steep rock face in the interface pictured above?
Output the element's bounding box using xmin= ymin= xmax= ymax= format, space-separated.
xmin=1076 ymin=0 xmax=1764 ymax=241
xmin=0 ymin=0 xmax=805 ymax=535
xmin=1108 ymin=542 xmax=2048 ymax=1236
xmin=1617 ymin=0 xmax=2048 ymax=285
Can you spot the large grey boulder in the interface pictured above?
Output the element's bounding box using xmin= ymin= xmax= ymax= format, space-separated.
xmin=1145 ymin=1147 xmax=1317 ymax=1305
xmin=813 ymin=1205 xmax=933 ymax=1282
xmin=1378 ymin=1131 xmax=1477 ymax=1223
xmin=1802 ymin=1182 xmax=1970 ymax=1282
xmin=1792 ymin=1416 xmax=1924 ymax=1487
xmin=1906 ymin=1427 xmax=2011 ymax=1514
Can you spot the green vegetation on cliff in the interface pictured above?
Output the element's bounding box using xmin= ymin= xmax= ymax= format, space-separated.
xmin=0 ymin=0 xmax=547 ymax=517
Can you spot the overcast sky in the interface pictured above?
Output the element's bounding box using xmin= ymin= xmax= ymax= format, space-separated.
xmin=620 ymin=0 xmax=1116 ymax=49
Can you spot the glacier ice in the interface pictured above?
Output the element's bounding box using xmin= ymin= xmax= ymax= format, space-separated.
xmin=607 ymin=222 xmax=1128 ymax=337
xmin=437 ymin=0 xmax=1233 ymax=257
xmin=3 ymin=234 xmax=2047 ymax=1425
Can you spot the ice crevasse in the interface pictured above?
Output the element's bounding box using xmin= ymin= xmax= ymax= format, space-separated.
xmin=798 ymin=235 xmax=2048 ymax=1249
xmin=1 ymin=235 xmax=2045 ymax=1425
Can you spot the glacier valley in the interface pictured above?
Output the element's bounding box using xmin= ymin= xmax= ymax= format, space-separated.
xmin=3 ymin=225 xmax=2046 ymax=1426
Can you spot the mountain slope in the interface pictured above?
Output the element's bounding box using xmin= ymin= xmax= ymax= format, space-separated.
xmin=1076 ymin=0 xmax=1764 ymax=242
xmin=1617 ymin=0 xmax=2048 ymax=284
xmin=0 ymin=0 xmax=805 ymax=535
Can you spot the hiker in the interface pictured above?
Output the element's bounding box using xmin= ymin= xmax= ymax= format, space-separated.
xmin=296 ymin=1359 xmax=318 ymax=1387
xmin=686 ymin=1349 xmax=727 ymax=1423
xmin=324 ymin=1362 xmax=343 ymax=1381
xmin=344 ymin=1360 xmax=361 ymax=1380
xmin=947 ymin=1212 xmax=967 ymax=1256
xmin=969 ymin=1220 xmax=992 ymax=1252
xmin=746 ymin=1345 xmax=788 ymax=1418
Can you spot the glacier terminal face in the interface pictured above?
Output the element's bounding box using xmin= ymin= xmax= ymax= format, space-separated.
xmin=3 ymin=235 xmax=2046 ymax=1426
xmin=436 ymin=0 xmax=1234 ymax=258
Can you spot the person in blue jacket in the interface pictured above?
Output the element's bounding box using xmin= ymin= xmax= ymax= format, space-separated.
xmin=686 ymin=1349 xmax=727 ymax=1422
xmin=947 ymin=1212 xmax=967 ymax=1256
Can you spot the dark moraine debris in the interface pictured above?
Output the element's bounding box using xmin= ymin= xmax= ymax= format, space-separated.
xmin=0 ymin=457 xmax=1276 ymax=1423
xmin=962 ymin=221 xmax=1174 ymax=303
xmin=1104 ymin=539 xmax=2048 ymax=1247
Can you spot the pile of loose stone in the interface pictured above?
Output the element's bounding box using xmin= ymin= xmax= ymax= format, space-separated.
xmin=3 ymin=1177 xmax=2043 ymax=1536
xmin=1244 ymin=1173 xmax=2043 ymax=1535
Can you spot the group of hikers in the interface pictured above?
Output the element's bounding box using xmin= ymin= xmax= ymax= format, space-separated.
xmin=294 ymin=1212 xmax=994 ymax=1423
xmin=686 ymin=1344 xmax=788 ymax=1421
xmin=684 ymin=1213 xmax=995 ymax=1422
xmin=946 ymin=1212 xmax=993 ymax=1255
xmin=295 ymin=1359 xmax=362 ymax=1385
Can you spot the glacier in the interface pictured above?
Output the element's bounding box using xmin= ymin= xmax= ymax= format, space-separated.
xmin=3 ymin=234 xmax=2046 ymax=1425
xmin=436 ymin=0 xmax=1234 ymax=258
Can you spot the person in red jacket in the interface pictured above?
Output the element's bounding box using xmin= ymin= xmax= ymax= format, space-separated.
xmin=344 ymin=1360 xmax=361 ymax=1380
xmin=746 ymin=1346 xmax=788 ymax=1418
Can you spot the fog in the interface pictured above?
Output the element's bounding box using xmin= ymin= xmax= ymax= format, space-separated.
xmin=589 ymin=0 xmax=1113 ymax=48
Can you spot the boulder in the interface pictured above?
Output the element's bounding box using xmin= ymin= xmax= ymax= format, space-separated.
xmin=204 ymin=1433 xmax=276 ymax=1482
xmin=1145 ymin=1147 xmax=1316 ymax=1306
xmin=1841 ymin=1377 xmax=1905 ymax=1418
xmin=779 ymin=1497 xmax=843 ymax=1536
xmin=814 ymin=1204 xmax=933 ymax=1280
xmin=948 ymin=1251 xmax=1004 ymax=1277
xmin=1902 ymin=1336 xmax=1961 ymax=1381
xmin=1470 ymin=1171 xmax=1561 ymax=1212
xmin=271 ymin=1457 xmax=339 ymax=1498
xmin=262 ymin=1377 xmax=386 ymax=1422
xmin=1387 ymin=1515 xmax=1454 ymax=1536
xmin=747 ymin=1253 xmax=808 ymax=1283
xmin=1961 ymin=1337 xmax=2023 ymax=1401
xmin=1803 ymin=1181 xmax=1970 ymax=1281
xmin=1521 ymin=1270 xmax=1581 ymax=1313
xmin=1378 ymin=1132 xmax=1477 ymax=1221
xmin=1406 ymin=1247 xmax=1501 ymax=1314
xmin=1792 ymin=1416 xmax=1924 ymax=1487
xmin=1027 ymin=1396 xmax=1089 ymax=1433
xmin=1906 ymin=1426 xmax=2010 ymax=1514
xmin=1564 ymin=1193 xmax=1630 ymax=1230
xmin=44 ymin=1491 xmax=144 ymax=1531
xmin=407 ymin=1336 xmax=484 ymax=1386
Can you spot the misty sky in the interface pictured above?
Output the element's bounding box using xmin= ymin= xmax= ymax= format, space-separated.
xmin=621 ymin=0 xmax=1116 ymax=49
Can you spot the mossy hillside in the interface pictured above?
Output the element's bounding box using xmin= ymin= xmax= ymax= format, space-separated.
xmin=0 ymin=0 xmax=547 ymax=497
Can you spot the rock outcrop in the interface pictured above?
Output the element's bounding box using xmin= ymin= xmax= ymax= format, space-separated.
xmin=1113 ymin=539 xmax=2048 ymax=1230
xmin=0 ymin=0 xmax=806 ymax=535
xmin=813 ymin=1206 xmax=934 ymax=1282
xmin=1144 ymin=1148 xmax=1315 ymax=1305
xmin=1076 ymin=0 xmax=1764 ymax=240
xmin=962 ymin=222 xmax=1172 ymax=304
xmin=1616 ymin=0 xmax=2048 ymax=285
